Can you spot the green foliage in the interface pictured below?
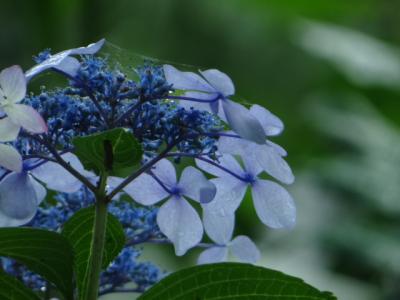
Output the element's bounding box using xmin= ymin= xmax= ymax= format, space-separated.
xmin=0 ymin=228 xmax=74 ymax=300
xmin=61 ymin=206 xmax=125 ymax=300
xmin=139 ymin=263 xmax=336 ymax=300
xmin=72 ymin=128 xmax=143 ymax=176
xmin=0 ymin=271 xmax=41 ymax=300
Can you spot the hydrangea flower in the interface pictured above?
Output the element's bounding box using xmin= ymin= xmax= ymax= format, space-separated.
xmin=25 ymin=39 xmax=105 ymax=81
xmin=218 ymin=104 xmax=294 ymax=185
xmin=163 ymin=65 xmax=266 ymax=144
xmin=197 ymin=154 xmax=296 ymax=229
xmin=0 ymin=153 xmax=91 ymax=226
xmin=0 ymin=65 xmax=47 ymax=171
xmin=199 ymin=212 xmax=260 ymax=265
xmin=113 ymin=159 xmax=216 ymax=255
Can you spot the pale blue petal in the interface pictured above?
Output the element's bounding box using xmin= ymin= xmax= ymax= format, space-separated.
xmin=25 ymin=39 xmax=105 ymax=81
xmin=204 ymin=177 xmax=247 ymax=214
xmin=0 ymin=144 xmax=22 ymax=172
xmin=250 ymin=104 xmax=284 ymax=136
xmin=242 ymin=155 xmax=263 ymax=177
xmin=0 ymin=173 xmax=39 ymax=227
xmin=157 ymin=196 xmax=203 ymax=256
xmin=31 ymin=153 xmax=85 ymax=193
xmin=267 ymin=140 xmax=287 ymax=157
xmin=31 ymin=177 xmax=46 ymax=205
xmin=163 ymin=65 xmax=213 ymax=92
xmin=255 ymin=144 xmax=295 ymax=184
xmin=114 ymin=173 xmax=169 ymax=205
xmin=0 ymin=117 xmax=20 ymax=142
xmin=0 ymin=65 xmax=26 ymax=103
xmin=151 ymin=159 xmax=177 ymax=187
xmin=179 ymin=166 xmax=216 ymax=203
xmin=230 ymin=235 xmax=260 ymax=264
xmin=200 ymin=69 xmax=235 ymax=96
xmin=251 ymin=179 xmax=296 ymax=229
xmin=217 ymin=132 xmax=250 ymax=156
xmin=195 ymin=154 xmax=243 ymax=178
xmin=202 ymin=207 xmax=234 ymax=245
xmin=177 ymin=91 xmax=215 ymax=113
xmin=53 ymin=56 xmax=81 ymax=78
xmin=197 ymin=246 xmax=228 ymax=265
xmin=222 ymin=99 xmax=266 ymax=145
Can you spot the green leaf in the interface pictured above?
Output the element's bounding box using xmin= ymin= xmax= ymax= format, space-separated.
xmin=72 ymin=128 xmax=143 ymax=176
xmin=0 ymin=228 xmax=74 ymax=300
xmin=62 ymin=206 xmax=125 ymax=299
xmin=0 ymin=271 xmax=41 ymax=300
xmin=139 ymin=263 xmax=336 ymax=300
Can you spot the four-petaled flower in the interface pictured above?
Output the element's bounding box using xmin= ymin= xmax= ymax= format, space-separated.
xmin=163 ymin=65 xmax=266 ymax=144
xmin=114 ymin=159 xmax=216 ymax=256
xmin=0 ymin=153 xmax=94 ymax=227
xmin=0 ymin=66 xmax=47 ymax=172
xmin=197 ymin=154 xmax=296 ymax=229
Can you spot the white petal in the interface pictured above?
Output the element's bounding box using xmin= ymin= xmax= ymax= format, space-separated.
xmin=157 ymin=197 xmax=203 ymax=256
xmin=179 ymin=166 xmax=216 ymax=203
xmin=204 ymin=177 xmax=247 ymax=214
xmin=250 ymin=104 xmax=284 ymax=136
xmin=195 ymin=154 xmax=243 ymax=178
xmin=116 ymin=173 xmax=169 ymax=205
xmin=203 ymin=207 xmax=234 ymax=245
xmin=251 ymin=179 xmax=296 ymax=229
xmin=30 ymin=153 xmax=85 ymax=193
xmin=163 ymin=65 xmax=213 ymax=92
xmin=255 ymin=144 xmax=294 ymax=184
xmin=0 ymin=173 xmax=39 ymax=227
xmin=197 ymin=246 xmax=228 ymax=265
xmin=0 ymin=144 xmax=22 ymax=172
xmin=230 ymin=235 xmax=260 ymax=263
xmin=222 ymin=99 xmax=266 ymax=145
xmin=200 ymin=69 xmax=235 ymax=96
xmin=4 ymin=104 xmax=47 ymax=134
xmin=0 ymin=117 xmax=20 ymax=142
xmin=0 ymin=66 xmax=26 ymax=103
xmin=151 ymin=159 xmax=177 ymax=187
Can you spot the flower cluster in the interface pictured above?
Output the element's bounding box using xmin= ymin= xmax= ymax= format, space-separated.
xmin=0 ymin=39 xmax=296 ymax=296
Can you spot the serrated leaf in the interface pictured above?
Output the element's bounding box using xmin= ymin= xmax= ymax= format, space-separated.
xmin=0 ymin=228 xmax=74 ymax=300
xmin=72 ymin=128 xmax=143 ymax=176
xmin=0 ymin=271 xmax=41 ymax=300
xmin=139 ymin=263 xmax=336 ymax=300
xmin=62 ymin=206 xmax=125 ymax=300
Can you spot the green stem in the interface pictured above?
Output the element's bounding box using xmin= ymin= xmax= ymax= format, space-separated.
xmin=84 ymin=174 xmax=108 ymax=300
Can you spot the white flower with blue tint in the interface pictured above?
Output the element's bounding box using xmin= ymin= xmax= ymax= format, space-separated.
xmin=197 ymin=154 xmax=296 ymax=229
xmin=198 ymin=209 xmax=260 ymax=265
xmin=0 ymin=153 xmax=93 ymax=227
xmin=0 ymin=65 xmax=47 ymax=172
xmin=218 ymin=104 xmax=294 ymax=185
xmin=117 ymin=159 xmax=216 ymax=256
xmin=25 ymin=39 xmax=105 ymax=81
xmin=163 ymin=65 xmax=266 ymax=144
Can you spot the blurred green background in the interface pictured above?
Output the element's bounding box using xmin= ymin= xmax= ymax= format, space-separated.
xmin=2 ymin=1 xmax=400 ymax=299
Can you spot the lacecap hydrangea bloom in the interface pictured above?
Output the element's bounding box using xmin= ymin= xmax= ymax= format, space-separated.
xmin=0 ymin=39 xmax=296 ymax=295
